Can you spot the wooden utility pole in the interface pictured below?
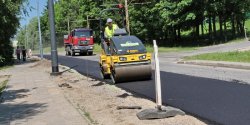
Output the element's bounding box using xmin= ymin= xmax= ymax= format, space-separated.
xmin=67 ymin=18 xmax=70 ymax=33
xmin=87 ymin=15 xmax=89 ymax=28
xmin=125 ymin=0 xmax=130 ymax=35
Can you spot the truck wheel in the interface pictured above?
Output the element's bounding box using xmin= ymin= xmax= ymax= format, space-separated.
xmin=80 ymin=52 xmax=87 ymax=56
xmin=88 ymin=51 xmax=93 ymax=56
xmin=71 ymin=52 xmax=75 ymax=56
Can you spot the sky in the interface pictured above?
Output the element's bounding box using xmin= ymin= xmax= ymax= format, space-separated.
xmin=20 ymin=0 xmax=47 ymax=27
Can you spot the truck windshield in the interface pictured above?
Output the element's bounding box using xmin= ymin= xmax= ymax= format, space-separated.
xmin=74 ymin=31 xmax=92 ymax=37
xmin=111 ymin=36 xmax=147 ymax=55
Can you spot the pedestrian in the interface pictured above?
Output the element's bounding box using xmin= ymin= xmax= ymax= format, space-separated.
xmin=16 ymin=46 xmax=21 ymax=62
xmin=27 ymin=49 xmax=32 ymax=58
xmin=22 ymin=46 xmax=27 ymax=62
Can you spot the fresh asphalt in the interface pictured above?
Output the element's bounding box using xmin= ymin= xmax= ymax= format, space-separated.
xmin=43 ymin=53 xmax=250 ymax=125
xmin=43 ymin=40 xmax=250 ymax=125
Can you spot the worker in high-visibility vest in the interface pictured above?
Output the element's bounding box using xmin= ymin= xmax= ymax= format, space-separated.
xmin=104 ymin=18 xmax=119 ymax=39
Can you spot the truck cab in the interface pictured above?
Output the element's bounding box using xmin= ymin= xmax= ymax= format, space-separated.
xmin=64 ymin=28 xmax=94 ymax=56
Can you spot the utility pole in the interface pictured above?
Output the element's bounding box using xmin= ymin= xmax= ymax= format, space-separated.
xmin=124 ymin=0 xmax=130 ymax=35
xmin=25 ymin=25 xmax=28 ymax=48
xmin=37 ymin=0 xmax=43 ymax=59
xmin=87 ymin=15 xmax=89 ymax=28
xmin=48 ymin=0 xmax=59 ymax=73
xmin=67 ymin=18 xmax=70 ymax=33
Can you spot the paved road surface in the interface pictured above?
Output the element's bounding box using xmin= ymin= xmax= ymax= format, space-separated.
xmin=44 ymin=40 xmax=250 ymax=125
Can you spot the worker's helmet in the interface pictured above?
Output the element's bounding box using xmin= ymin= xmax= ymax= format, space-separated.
xmin=107 ymin=18 xmax=113 ymax=23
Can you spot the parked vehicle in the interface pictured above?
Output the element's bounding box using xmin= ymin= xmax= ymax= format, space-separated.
xmin=64 ymin=28 xmax=94 ymax=56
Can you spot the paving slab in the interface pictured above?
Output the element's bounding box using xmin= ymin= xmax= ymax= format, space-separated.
xmin=0 ymin=62 xmax=88 ymax=125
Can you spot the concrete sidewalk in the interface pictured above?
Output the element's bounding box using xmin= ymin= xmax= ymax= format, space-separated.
xmin=0 ymin=62 xmax=88 ymax=125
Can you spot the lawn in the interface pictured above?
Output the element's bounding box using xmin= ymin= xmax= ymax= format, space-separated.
xmin=185 ymin=51 xmax=250 ymax=63
xmin=0 ymin=80 xmax=8 ymax=96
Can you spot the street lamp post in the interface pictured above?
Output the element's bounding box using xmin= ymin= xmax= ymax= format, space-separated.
xmin=48 ymin=0 xmax=59 ymax=73
xmin=37 ymin=0 xmax=43 ymax=59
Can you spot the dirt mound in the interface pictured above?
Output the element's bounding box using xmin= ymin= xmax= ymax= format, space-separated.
xmin=30 ymin=59 xmax=51 ymax=68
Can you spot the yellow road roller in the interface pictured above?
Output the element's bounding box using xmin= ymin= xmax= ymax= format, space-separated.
xmin=99 ymin=30 xmax=152 ymax=83
xmin=98 ymin=7 xmax=152 ymax=84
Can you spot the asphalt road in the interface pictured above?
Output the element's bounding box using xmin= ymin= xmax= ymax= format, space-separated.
xmin=44 ymin=40 xmax=250 ymax=125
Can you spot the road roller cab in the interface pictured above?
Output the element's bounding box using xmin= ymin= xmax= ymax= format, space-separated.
xmin=99 ymin=31 xmax=152 ymax=83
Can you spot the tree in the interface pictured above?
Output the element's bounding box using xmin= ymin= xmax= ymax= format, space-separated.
xmin=0 ymin=0 xmax=27 ymax=66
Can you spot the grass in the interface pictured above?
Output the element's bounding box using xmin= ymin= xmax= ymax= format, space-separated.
xmin=185 ymin=51 xmax=250 ymax=63
xmin=0 ymin=66 xmax=13 ymax=71
xmin=0 ymin=80 xmax=8 ymax=96
xmin=145 ymin=44 xmax=198 ymax=53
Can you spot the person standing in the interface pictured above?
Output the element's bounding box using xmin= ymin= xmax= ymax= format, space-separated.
xmin=16 ymin=46 xmax=21 ymax=62
xmin=22 ymin=46 xmax=26 ymax=62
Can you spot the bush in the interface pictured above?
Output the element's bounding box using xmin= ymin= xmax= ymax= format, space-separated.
xmin=0 ymin=42 xmax=14 ymax=67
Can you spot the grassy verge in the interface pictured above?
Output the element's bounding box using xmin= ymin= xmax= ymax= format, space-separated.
xmin=0 ymin=80 xmax=8 ymax=96
xmin=185 ymin=51 xmax=250 ymax=63
xmin=0 ymin=66 xmax=13 ymax=71
xmin=145 ymin=45 xmax=198 ymax=53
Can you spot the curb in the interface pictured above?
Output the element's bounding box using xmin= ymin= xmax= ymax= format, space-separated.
xmin=177 ymin=60 xmax=250 ymax=70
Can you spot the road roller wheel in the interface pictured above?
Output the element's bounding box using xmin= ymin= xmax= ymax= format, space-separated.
xmin=110 ymin=71 xmax=119 ymax=84
xmin=100 ymin=66 xmax=110 ymax=79
xmin=110 ymin=72 xmax=116 ymax=84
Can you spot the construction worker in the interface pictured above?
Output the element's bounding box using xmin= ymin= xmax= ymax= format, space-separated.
xmin=104 ymin=18 xmax=119 ymax=40
xmin=16 ymin=46 xmax=21 ymax=62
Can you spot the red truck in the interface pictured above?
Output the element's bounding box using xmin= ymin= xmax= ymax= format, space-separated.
xmin=64 ymin=28 xmax=94 ymax=56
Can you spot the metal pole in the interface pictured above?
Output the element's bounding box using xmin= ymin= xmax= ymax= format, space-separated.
xmin=68 ymin=18 xmax=70 ymax=33
xmin=24 ymin=25 xmax=28 ymax=48
xmin=125 ymin=0 xmax=130 ymax=35
xmin=87 ymin=15 xmax=89 ymax=28
xmin=153 ymin=40 xmax=162 ymax=109
xmin=37 ymin=0 xmax=43 ymax=59
xmin=48 ymin=0 xmax=59 ymax=73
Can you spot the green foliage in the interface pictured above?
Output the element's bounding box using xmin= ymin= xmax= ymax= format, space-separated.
xmin=0 ymin=0 xmax=27 ymax=66
xmin=16 ymin=0 xmax=250 ymax=51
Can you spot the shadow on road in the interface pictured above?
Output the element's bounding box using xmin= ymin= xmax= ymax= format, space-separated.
xmin=45 ymin=55 xmax=250 ymax=125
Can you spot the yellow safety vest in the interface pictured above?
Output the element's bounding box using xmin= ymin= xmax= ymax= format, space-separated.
xmin=105 ymin=24 xmax=118 ymax=39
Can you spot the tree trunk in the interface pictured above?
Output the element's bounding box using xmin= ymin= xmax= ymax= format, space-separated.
xmin=231 ymin=14 xmax=236 ymax=38
xmin=219 ymin=15 xmax=223 ymax=40
xmin=224 ymin=20 xmax=227 ymax=42
xmin=196 ymin=24 xmax=200 ymax=38
xmin=177 ymin=27 xmax=181 ymax=41
xmin=208 ymin=15 xmax=212 ymax=40
xmin=201 ymin=23 xmax=204 ymax=36
xmin=212 ymin=15 xmax=217 ymax=39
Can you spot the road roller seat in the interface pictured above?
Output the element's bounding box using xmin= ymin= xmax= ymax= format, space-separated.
xmin=113 ymin=28 xmax=127 ymax=36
